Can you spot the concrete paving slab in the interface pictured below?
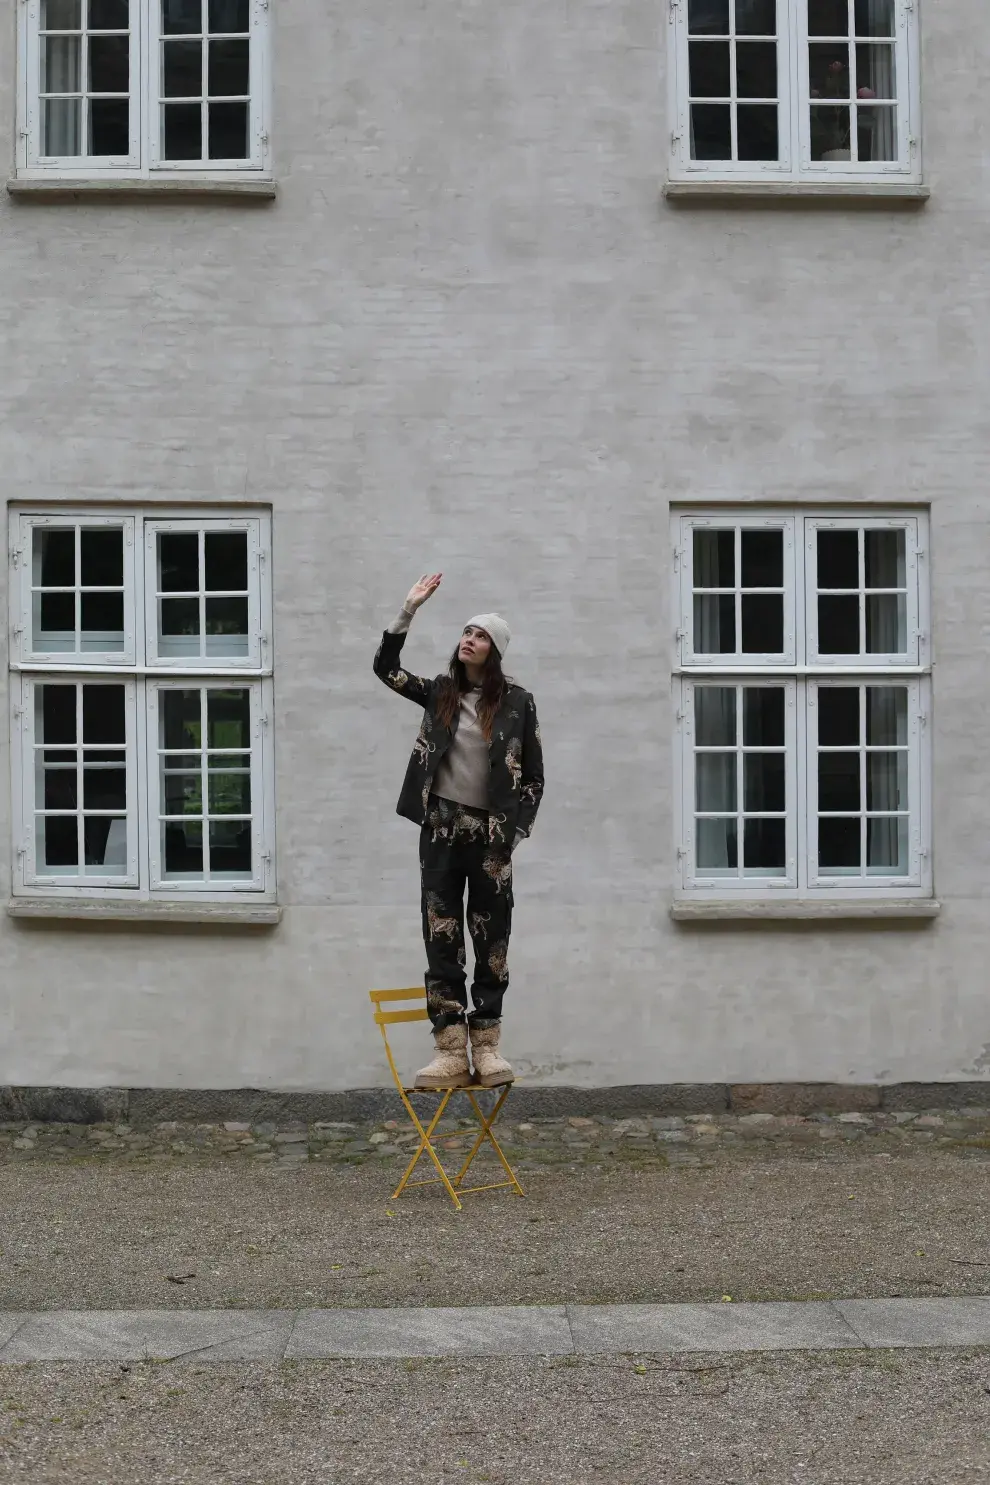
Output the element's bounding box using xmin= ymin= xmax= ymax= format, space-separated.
xmin=832 ymin=1296 xmax=990 ymax=1349
xmin=0 ymin=1310 xmax=295 ymax=1363
xmin=566 ymin=1300 xmax=863 ymax=1354
xmin=286 ymin=1305 xmax=574 ymax=1358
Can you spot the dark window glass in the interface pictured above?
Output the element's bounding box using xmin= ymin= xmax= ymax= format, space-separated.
xmin=89 ymin=35 xmax=129 ymax=90
xmin=82 ymin=684 xmax=125 ymax=743
xmin=208 ymin=100 xmax=248 ymax=157
xmin=744 ymin=752 xmax=785 ymax=813
xmin=819 ymin=753 xmax=860 ymax=812
xmin=208 ymin=38 xmax=248 ymax=95
xmin=818 ymin=687 xmax=859 ymax=746
xmin=744 ymin=817 xmax=785 ymax=870
xmin=163 ymin=102 xmax=202 ymax=158
xmin=209 ymin=819 xmax=252 ymax=873
xmin=159 ymin=533 xmax=199 ymax=592
xmin=688 ymin=0 xmax=729 ymax=34
xmin=736 ymin=0 xmax=776 ymax=35
xmin=689 ymin=40 xmax=731 ymax=97
xmin=90 ymin=99 xmax=129 ymax=154
xmin=809 ymin=0 xmax=849 ymax=36
xmin=207 ymin=689 xmax=250 ymax=750
xmin=163 ymin=39 xmax=202 ymax=96
xmin=165 ymin=821 xmax=204 ymax=874
xmin=42 ymin=686 xmax=77 ymax=745
xmin=694 ymin=594 xmax=736 ymax=654
xmin=163 ymin=690 xmax=202 ymax=750
xmin=40 ymin=593 xmax=76 ymax=635
xmin=162 ymin=0 xmax=202 ymax=35
xmin=741 ymin=529 xmax=783 ymax=587
xmin=205 ymin=531 xmax=248 ymax=590
xmin=690 ymin=103 xmax=731 ymax=159
xmin=694 ymin=529 xmax=734 ymax=587
xmin=696 ymin=687 xmax=736 ymax=747
xmin=39 ymin=529 xmax=75 ymax=587
xmin=818 ymin=817 xmax=860 ymax=869
xmin=736 ymin=41 xmax=776 ymax=97
xmin=818 ymin=596 xmax=859 ymax=654
xmin=41 ymin=817 xmax=79 ymax=867
xmin=89 ymin=0 xmax=130 ymax=27
xmin=44 ymin=769 xmax=77 ymax=811
xmin=737 ymin=105 xmax=778 ymax=159
xmin=818 ymin=530 xmax=858 ymax=588
xmin=209 ymin=0 xmax=249 ymax=29
xmin=80 ymin=528 xmax=124 ymax=587
xmin=741 ymin=595 xmax=783 ymax=653
xmin=743 ymin=688 xmax=784 ymax=746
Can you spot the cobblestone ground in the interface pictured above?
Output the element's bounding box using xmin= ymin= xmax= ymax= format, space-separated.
xmin=2 ymin=1105 xmax=989 ymax=1170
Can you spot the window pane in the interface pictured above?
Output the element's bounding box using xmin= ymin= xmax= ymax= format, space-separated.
xmin=856 ymin=43 xmax=895 ymax=99
xmin=163 ymin=102 xmax=202 ymax=157
xmin=866 ymin=687 xmax=907 ymax=746
xmin=696 ymin=753 xmax=736 ymax=813
xmin=736 ymin=42 xmax=776 ymax=98
xmin=162 ymin=689 xmax=202 ymax=749
xmin=84 ymin=817 xmax=127 ymax=871
xmin=867 ymin=817 xmax=907 ymax=873
xmin=90 ymin=99 xmax=130 ymax=160
xmin=817 ymin=530 xmax=858 ymax=588
xmin=38 ymin=816 xmax=78 ymax=870
xmin=737 ymin=105 xmax=778 ymax=160
xmin=83 ymin=765 xmax=126 ymax=810
xmin=205 ymin=597 xmax=249 ymax=655
xmin=43 ymin=36 xmax=81 ymax=92
xmin=818 ymin=818 xmax=860 ymax=870
xmin=80 ymin=528 xmax=123 ymax=586
xmin=164 ymin=820 xmax=203 ymax=874
xmin=205 ymin=531 xmax=248 ymax=590
xmin=741 ymin=594 xmax=783 ymax=652
xmin=690 ymin=105 xmax=730 ymax=159
xmin=161 ymin=598 xmax=201 ymax=646
xmin=810 ymin=105 xmax=851 ymax=160
xmin=743 ymin=817 xmax=785 ymax=872
xmin=819 ymin=753 xmax=860 ymax=812
xmin=810 ymin=44 xmax=851 ymax=97
xmin=159 ymin=532 xmax=199 ymax=591
xmin=44 ymin=768 xmax=77 ymax=810
xmin=744 ymin=752 xmax=784 ymax=812
xmin=689 ymin=41 xmax=730 ymax=97
xmin=735 ymin=0 xmax=776 ymax=34
xmin=208 ymin=39 xmax=248 ymax=95
xmin=83 ymin=684 xmax=125 ymax=743
xmin=209 ymin=819 xmax=252 ymax=875
xmin=743 ymin=687 xmax=784 ymax=746
xmin=854 ymin=0 xmax=894 ymax=38
xmin=89 ymin=0 xmax=129 ymax=27
xmin=80 ymin=591 xmax=125 ymax=651
xmin=818 ymin=687 xmax=859 ymax=746
xmin=40 ymin=685 xmax=77 ymax=744
xmin=864 ymin=529 xmax=905 ymax=588
xmin=808 ymin=0 xmax=848 ymax=36
xmin=696 ymin=687 xmax=736 ymax=746
xmin=37 ymin=592 xmax=76 ymax=649
xmin=208 ymin=771 xmax=251 ymax=815
xmin=694 ymin=594 xmax=736 ymax=653
xmin=43 ymin=0 xmax=82 ymax=25
xmin=89 ymin=35 xmax=129 ymax=90
xmin=697 ymin=817 xmax=737 ymax=871
xmin=858 ymin=105 xmax=897 ymax=162
xmin=688 ymin=0 xmax=729 ymax=35
xmin=36 ymin=528 xmax=76 ymax=587
xmin=207 ymin=689 xmax=250 ymax=749
xmin=818 ymin=595 xmax=859 ymax=653
xmin=866 ymin=750 xmax=907 ymax=812
xmin=164 ymin=772 xmax=203 ymax=815
xmin=162 ymin=0 xmax=202 ymax=34
xmin=164 ymin=39 xmax=202 ymax=96
xmin=209 ymin=101 xmax=249 ymax=158
xmin=866 ymin=594 xmax=905 ymax=653
xmin=209 ymin=0 xmax=249 ymax=29
xmin=694 ymin=529 xmax=734 ymax=586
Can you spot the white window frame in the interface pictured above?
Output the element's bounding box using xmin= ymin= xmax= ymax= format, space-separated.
xmin=8 ymin=506 xmax=276 ymax=903
xmin=668 ymin=0 xmax=922 ymax=186
xmin=673 ymin=506 xmax=932 ymax=901
xmin=17 ymin=0 xmax=272 ymax=180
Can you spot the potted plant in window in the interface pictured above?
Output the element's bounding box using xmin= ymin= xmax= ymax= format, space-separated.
xmin=811 ymin=59 xmax=877 ymax=161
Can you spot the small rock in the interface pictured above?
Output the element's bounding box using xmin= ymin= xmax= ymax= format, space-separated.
xmin=252 ymin=1151 xmax=276 ymax=1162
xmin=274 ymin=1132 xmax=308 ymax=1145
xmin=126 ymin=1135 xmax=152 ymax=1149
xmin=252 ymin=1123 xmax=277 ymax=1138
xmin=915 ymin=1115 xmax=944 ymax=1128
xmin=837 ymin=1112 xmax=871 ymax=1124
xmin=154 ymin=1122 xmax=179 ymax=1135
xmin=12 ymin=1138 xmax=35 ymax=1150
xmin=113 ymin=1124 xmax=132 ymax=1136
xmin=651 ymin=1117 xmax=686 ymax=1131
xmin=223 ymin=1122 xmax=251 ymax=1133
xmin=313 ymin=1122 xmax=356 ymax=1131
xmin=738 ymin=1113 xmax=776 ymax=1125
xmin=369 ymin=1133 xmax=389 ymax=1145
xmin=657 ymin=1131 xmax=689 ymax=1143
xmin=568 ymin=1117 xmax=595 ymax=1128
xmin=517 ymin=1124 xmax=534 ymax=1132
xmin=693 ymin=1124 xmax=720 ymax=1136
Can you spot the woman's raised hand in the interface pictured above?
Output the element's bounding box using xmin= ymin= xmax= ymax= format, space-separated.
xmin=405 ymin=573 xmax=442 ymax=611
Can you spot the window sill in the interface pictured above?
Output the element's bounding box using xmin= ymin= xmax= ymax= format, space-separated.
xmin=6 ymin=897 xmax=282 ymax=926
xmin=6 ymin=177 xmax=277 ymax=202
xmin=663 ymin=179 xmax=929 ymax=206
xmin=671 ymin=898 xmax=940 ymax=922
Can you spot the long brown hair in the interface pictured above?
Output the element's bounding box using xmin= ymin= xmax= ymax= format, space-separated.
xmin=436 ymin=643 xmax=508 ymax=739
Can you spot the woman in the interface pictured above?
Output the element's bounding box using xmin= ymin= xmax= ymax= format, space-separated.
xmin=374 ymin=573 xmax=544 ymax=1090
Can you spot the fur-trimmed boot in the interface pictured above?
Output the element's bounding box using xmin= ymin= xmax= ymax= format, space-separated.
xmin=414 ymin=1022 xmax=473 ymax=1090
xmin=469 ymin=1024 xmax=515 ymax=1088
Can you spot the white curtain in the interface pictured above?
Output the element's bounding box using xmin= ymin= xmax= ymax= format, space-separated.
xmin=860 ymin=0 xmax=896 ymax=162
xmin=43 ymin=38 xmax=81 ymax=156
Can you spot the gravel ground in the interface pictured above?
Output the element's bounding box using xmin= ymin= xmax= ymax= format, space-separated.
xmin=1 ymin=1348 xmax=989 ymax=1484
xmin=2 ymin=1128 xmax=990 ymax=1311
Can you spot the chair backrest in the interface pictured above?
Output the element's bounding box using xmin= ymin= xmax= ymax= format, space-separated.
xmin=369 ymin=988 xmax=429 ymax=1087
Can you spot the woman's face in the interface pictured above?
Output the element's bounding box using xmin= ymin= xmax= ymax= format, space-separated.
xmin=458 ymin=625 xmax=492 ymax=666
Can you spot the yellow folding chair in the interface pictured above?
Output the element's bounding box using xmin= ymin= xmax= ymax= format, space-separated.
xmin=370 ymin=988 xmax=525 ymax=1211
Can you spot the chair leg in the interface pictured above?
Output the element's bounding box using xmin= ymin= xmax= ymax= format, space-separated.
xmin=453 ymin=1088 xmax=525 ymax=1196
xmin=392 ymin=1091 xmax=464 ymax=1210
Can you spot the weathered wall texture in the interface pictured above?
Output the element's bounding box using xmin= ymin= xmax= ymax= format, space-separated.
xmin=1 ymin=2 xmax=988 ymax=1091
